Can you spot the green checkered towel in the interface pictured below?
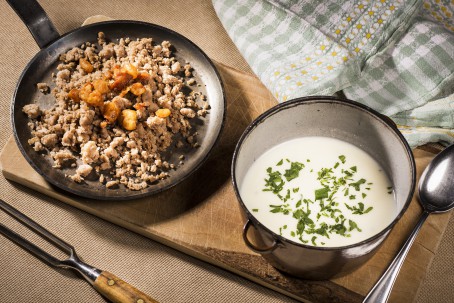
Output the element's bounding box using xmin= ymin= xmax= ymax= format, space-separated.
xmin=213 ymin=0 xmax=454 ymax=148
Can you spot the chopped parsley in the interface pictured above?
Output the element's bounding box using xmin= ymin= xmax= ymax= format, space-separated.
xmin=349 ymin=220 xmax=362 ymax=232
xmin=260 ymin=155 xmax=383 ymax=246
xmin=284 ymin=161 xmax=305 ymax=181
xmin=315 ymin=187 xmax=329 ymax=200
xmin=269 ymin=203 xmax=291 ymax=215
xmin=263 ymin=168 xmax=284 ymax=195
xmin=344 ymin=202 xmax=373 ymax=215
xmin=349 ymin=178 xmax=366 ymax=191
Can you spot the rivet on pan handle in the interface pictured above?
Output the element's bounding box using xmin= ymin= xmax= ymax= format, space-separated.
xmin=6 ymin=0 xmax=60 ymax=49
xmin=242 ymin=219 xmax=278 ymax=254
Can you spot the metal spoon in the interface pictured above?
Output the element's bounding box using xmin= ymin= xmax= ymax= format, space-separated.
xmin=363 ymin=144 xmax=454 ymax=303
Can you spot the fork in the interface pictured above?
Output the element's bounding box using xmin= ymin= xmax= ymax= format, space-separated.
xmin=0 ymin=199 xmax=159 ymax=303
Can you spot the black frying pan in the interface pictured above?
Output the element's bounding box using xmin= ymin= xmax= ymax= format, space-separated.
xmin=7 ymin=0 xmax=225 ymax=200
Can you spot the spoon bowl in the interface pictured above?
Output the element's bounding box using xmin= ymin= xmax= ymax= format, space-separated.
xmin=364 ymin=144 xmax=454 ymax=303
xmin=418 ymin=144 xmax=454 ymax=212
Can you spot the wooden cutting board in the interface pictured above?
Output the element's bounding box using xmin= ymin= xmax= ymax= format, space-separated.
xmin=1 ymin=62 xmax=451 ymax=303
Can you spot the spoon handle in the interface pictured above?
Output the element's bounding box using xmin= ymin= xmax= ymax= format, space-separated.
xmin=363 ymin=211 xmax=430 ymax=303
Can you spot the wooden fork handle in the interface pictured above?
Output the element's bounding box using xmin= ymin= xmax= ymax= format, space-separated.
xmin=93 ymin=270 xmax=159 ymax=303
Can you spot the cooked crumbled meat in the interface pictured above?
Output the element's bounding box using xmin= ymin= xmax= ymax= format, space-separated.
xmin=61 ymin=130 xmax=76 ymax=146
xmin=84 ymin=47 xmax=98 ymax=63
xmin=175 ymin=141 xmax=184 ymax=149
xmin=79 ymin=109 xmax=95 ymax=127
xmin=23 ymin=104 xmax=41 ymax=119
xmin=52 ymin=149 xmax=75 ymax=168
xmin=46 ymin=114 xmax=59 ymax=126
xmin=127 ymin=180 xmax=148 ymax=191
xmin=110 ymin=136 xmax=124 ymax=148
xmin=161 ymin=41 xmax=171 ymax=57
xmin=33 ymin=141 xmax=44 ymax=151
xmin=37 ymin=82 xmax=50 ymax=94
xmin=97 ymin=32 xmax=106 ymax=45
xmin=171 ymin=62 xmax=180 ymax=73
xmin=114 ymin=44 xmax=127 ymax=58
xmin=187 ymin=135 xmax=195 ymax=144
xmin=104 ymin=146 xmax=119 ymax=159
xmin=99 ymin=44 xmax=114 ymax=59
xmin=28 ymin=137 xmax=39 ymax=146
xmin=22 ymin=32 xmax=209 ymax=190
xmin=111 ymin=96 xmax=130 ymax=110
xmin=70 ymin=173 xmax=83 ymax=183
xmin=106 ymin=180 xmax=119 ymax=188
xmin=146 ymin=116 xmax=166 ymax=129
xmin=184 ymin=64 xmax=192 ymax=77
xmin=76 ymin=164 xmax=92 ymax=177
xmin=56 ymin=70 xmax=71 ymax=88
xmin=126 ymin=140 xmax=137 ymax=149
xmin=180 ymin=108 xmax=196 ymax=118
xmin=65 ymin=47 xmax=83 ymax=62
xmin=41 ymin=134 xmax=58 ymax=148
xmin=81 ymin=141 xmax=99 ymax=164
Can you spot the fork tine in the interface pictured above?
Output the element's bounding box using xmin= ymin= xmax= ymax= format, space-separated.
xmin=0 ymin=222 xmax=61 ymax=266
xmin=0 ymin=199 xmax=73 ymax=254
xmin=0 ymin=199 xmax=101 ymax=282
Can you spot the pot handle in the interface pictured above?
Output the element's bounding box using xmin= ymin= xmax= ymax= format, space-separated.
xmin=6 ymin=0 xmax=60 ymax=49
xmin=242 ymin=219 xmax=278 ymax=254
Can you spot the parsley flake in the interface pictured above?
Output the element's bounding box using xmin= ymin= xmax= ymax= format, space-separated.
xmin=284 ymin=161 xmax=305 ymax=181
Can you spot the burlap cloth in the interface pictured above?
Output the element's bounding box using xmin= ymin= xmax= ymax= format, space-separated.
xmin=0 ymin=1 xmax=452 ymax=302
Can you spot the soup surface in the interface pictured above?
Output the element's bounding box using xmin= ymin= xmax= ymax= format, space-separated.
xmin=239 ymin=136 xmax=396 ymax=247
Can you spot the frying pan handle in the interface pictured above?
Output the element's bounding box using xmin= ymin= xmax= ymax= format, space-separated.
xmin=6 ymin=0 xmax=60 ymax=49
